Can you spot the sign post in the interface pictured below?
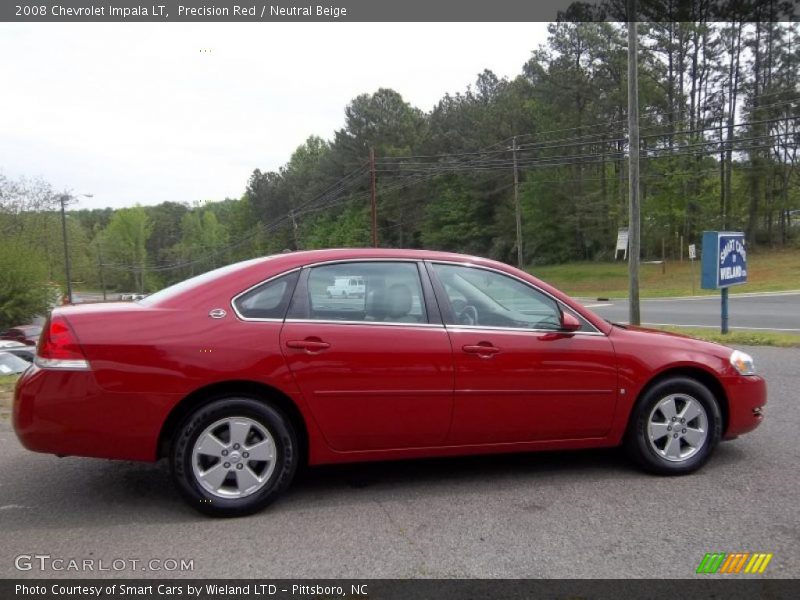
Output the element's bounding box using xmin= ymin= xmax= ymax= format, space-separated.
xmin=688 ymin=243 xmax=696 ymax=296
xmin=615 ymin=228 xmax=629 ymax=260
xmin=700 ymin=231 xmax=748 ymax=334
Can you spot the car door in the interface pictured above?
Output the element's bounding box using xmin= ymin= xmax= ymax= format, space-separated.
xmin=280 ymin=260 xmax=454 ymax=451
xmin=428 ymin=262 xmax=618 ymax=444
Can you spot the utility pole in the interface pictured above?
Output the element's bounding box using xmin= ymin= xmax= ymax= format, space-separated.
xmin=627 ymin=3 xmax=641 ymax=326
xmin=369 ymin=147 xmax=378 ymax=247
xmin=719 ymin=112 xmax=726 ymax=228
xmin=97 ymin=242 xmax=107 ymax=301
xmin=60 ymin=194 xmax=73 ymax=305
xmin=512 ymin=136 xmax=523 ymax=268
xmin=289 ymin=209 xmax=299 ymax=250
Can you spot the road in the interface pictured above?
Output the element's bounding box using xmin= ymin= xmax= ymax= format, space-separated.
xmin=0 ymin=346 xmax=797 ymax=579
xmin=581 ymin=291 xmax=800 ymax=333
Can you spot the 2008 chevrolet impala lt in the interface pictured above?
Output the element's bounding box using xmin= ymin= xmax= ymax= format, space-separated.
xmin=13 ymin=249 xmax=766 ymax=516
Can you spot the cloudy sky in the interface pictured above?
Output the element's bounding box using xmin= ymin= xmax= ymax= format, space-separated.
xmin=1 ymin=23 xmax=549 ymax=210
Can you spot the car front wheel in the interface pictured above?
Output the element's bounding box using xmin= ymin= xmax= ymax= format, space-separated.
xmin=170 ymin=397 xmax=298 ymax=517
xmin=625 ymin=377 xmax=722 ymax=475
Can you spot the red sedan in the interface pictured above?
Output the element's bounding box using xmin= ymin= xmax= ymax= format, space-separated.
xmin=13 ymin=249 xmax=766 ymax=517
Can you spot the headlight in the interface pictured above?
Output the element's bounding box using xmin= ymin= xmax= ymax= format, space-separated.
xmin=730 ymin=350 xmax=756 ymax=376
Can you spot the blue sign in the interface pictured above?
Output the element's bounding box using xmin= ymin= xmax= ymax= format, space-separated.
xmin=701 ymin=231 xmax=747 ymax=289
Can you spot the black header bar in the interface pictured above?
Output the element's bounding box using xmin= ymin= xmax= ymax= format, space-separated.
xmin=2 ymin=0 xmax=797 ymax=23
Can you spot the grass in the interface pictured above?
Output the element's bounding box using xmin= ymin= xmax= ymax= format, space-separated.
xmin=0 ymin=374 xmax=18 ymax=421
xmin=529 ymin=248 xmax=800 ymax=298
xmin=652 ymin=326 xmax=800 ymax=348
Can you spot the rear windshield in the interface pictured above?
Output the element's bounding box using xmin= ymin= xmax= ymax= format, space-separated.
xmin=139 ymin=257 xmax=269 ymax=307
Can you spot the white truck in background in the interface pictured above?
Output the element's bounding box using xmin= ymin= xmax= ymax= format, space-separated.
xmin=326 ymin=276 xmax=365 ymax=298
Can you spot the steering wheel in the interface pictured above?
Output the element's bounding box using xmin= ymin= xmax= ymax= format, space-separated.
xmin=458 ymin=305 xmax=479 ymax=326
xmin=450 ymin=298 xmax=467 ymax=314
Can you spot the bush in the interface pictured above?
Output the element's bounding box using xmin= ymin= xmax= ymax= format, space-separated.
xmin=0 ymin=243 xmax=54 ymax=330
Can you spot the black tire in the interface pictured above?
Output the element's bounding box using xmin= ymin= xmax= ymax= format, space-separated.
xmin=624 ymin=376 xmax=722 ymax=475
xmin=170 ymin=397 xmax=298 ymax=517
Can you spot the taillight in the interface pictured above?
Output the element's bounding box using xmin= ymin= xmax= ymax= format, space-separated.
xmin=35 ymin=315 xmax=90 ymax=370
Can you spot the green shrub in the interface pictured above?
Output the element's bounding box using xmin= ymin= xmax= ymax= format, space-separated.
xmin=0 ymin=242 xmax=53 ymax=330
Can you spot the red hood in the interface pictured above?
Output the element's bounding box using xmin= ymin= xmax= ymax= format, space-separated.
xmin=610 ymin=323 xmax=734 ymax=360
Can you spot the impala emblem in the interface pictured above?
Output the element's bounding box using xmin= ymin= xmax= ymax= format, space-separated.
xmin=208 ymin=308 xmax=227 ymax=319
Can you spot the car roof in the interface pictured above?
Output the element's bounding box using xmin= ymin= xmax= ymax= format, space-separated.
xmin=131 ymin=249 xmax=510 ymax=310
xmin=237 ymin=248 xmax=517 ymax=276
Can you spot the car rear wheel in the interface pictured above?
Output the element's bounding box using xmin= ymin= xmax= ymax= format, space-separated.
xmin=170 ymin=397 xmax=298 ymax=517
xmin=624 ymin=377 xmax=722 ymax=475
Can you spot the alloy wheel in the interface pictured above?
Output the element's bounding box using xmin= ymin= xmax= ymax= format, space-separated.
xmin=647 ymin=393 xmax=708 ymax=462
xmin=191 ymin=417 xmax=277 ymax=498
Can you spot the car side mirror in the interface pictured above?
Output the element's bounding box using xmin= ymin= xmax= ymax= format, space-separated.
xmin=560 ymin=312 xmax=581 ymax=332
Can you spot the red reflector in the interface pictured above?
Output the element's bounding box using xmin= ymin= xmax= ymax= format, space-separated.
xmin=36 ymin=315 xmax=89 ymax=369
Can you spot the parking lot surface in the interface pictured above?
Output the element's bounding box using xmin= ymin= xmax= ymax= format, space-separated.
xmin=0 ymin=346 xmax=797 ymax=579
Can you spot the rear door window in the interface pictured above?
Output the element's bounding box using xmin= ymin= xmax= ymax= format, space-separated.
xmin=307 ymin=262 xmax=427 ymax=324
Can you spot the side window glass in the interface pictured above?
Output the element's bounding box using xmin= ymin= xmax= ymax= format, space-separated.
xmin=234 ymin=271 xmax=299 ymax=320
xmin=308 ymin=262 xmax=427 ymax=324
xmin=432 ymin=264 xmax=561 ymax=330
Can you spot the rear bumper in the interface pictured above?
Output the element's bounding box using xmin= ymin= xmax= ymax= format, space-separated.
xmin=13 ymin=366 xmax=179 ymax=462
xmin=722 ymin=374 xmax=767 ymax=439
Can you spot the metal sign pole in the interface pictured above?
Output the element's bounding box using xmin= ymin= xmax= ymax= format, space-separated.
xmin=721 ymin=287 xmax=729 ymax=334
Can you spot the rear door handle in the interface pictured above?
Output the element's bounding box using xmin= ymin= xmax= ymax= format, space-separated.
xmin=462 ymin=343 xmax=500 ymax=357
xmin=286 ymin=339 xmax=330 ymax=352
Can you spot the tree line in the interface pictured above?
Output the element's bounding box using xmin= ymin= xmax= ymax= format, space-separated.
xmin=1 ymin=17 xmax=798 ymax=325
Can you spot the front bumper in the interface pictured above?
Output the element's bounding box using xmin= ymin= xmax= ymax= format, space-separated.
xmin=722 ymin=374 xmax=767 ymax=439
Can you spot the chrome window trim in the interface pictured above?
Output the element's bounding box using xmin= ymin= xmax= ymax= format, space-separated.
xmin=445 ymin=325 xmax=606 ymax=336
xmin=427 ymin=259 xmax=605 ymax=336
xmin=230 ymin=268 xmax=301 ymax=322
xmin=284 ymin=318 xmax=443 ymax=329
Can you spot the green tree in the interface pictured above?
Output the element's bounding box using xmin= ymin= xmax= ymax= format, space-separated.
xmin=0 ymin=242 xmax=53 ymax=329
xmin=101 ymin=206 xmax=153 ymax=292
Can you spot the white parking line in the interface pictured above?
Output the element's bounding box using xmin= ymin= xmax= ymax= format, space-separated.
xmin=583 ymin=303 xmax=613 ymax=308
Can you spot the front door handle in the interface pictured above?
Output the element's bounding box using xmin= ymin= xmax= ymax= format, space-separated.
xmin=286 ymin=339 xmax=331 ymax=352
xmin=462 ymin=343 xmax=500 ymax=357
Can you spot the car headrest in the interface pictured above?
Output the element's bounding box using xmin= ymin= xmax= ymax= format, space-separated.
xmin=384 ymin=283 xmax=413 ymax=319
xmin=365 ymin=288 xmax=387 ymax=321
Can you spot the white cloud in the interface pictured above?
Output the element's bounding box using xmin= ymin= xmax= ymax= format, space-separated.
xmin=1 ymin=22 xmax=549 ymax=209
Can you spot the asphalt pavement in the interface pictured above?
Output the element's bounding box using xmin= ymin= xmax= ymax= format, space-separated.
xmin=581 ymin=291 xmax=800 ymax=333
xmin=0 ymin=346 xmax=797 ymax=579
